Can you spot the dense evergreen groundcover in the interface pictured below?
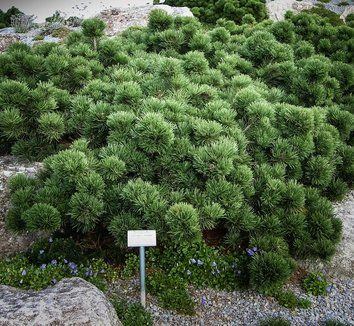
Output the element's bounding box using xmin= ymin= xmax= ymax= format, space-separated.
xmin=1 ymin=9 xmax=354 ymax=292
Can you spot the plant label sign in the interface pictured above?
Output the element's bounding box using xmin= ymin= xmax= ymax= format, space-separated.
xmin=127 ymin=230 xmax=157 ymax=247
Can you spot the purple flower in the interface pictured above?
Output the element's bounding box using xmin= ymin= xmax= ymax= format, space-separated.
xmin=49 ymin=237 xmax=53 ymax=243
xmin=189 ymin=258 xmax=196 ymax=264
xmin=64 ymin=259 xmax=68 ymax=264
xmin=68 ymin=262 xmax=77 ymax=270
xmin=40 ymin=264 xmax=47 ymax=270
xmin=85 ymin=269 xmax=94 ymax=277
xmin=326 ymin=284 xmax=334 ymax=293
xmin=197 ymin=259 xmax=203 ymax=266
xmin=246 ymin=248 xmax=255 ymax=256
xmin=186 ymin=269 xmax=192 ymax=276
xmin=211 ymin=261 xmax=217 ymax=267
xmin=252 ymin=247 xmax=258 ymax=252
xmin=216 ymin=269 xmax=220 ymax=274
xmin=39 ymin=250 xmax=44 ymax=255
xmin=51 ymin=278 xmax=57 ymax=285
xmin=51 ymin=259 xmax=57 ymax=266
xmin=201 ymin=296 xmax=207 ymax=305
xmin=21 ymin=270 xmax=27 ymax=276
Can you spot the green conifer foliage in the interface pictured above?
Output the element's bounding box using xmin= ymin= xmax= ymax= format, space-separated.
xmin=2 ymin=11 xmax=354 ymax=290
xmin=81 ymin=18 xmax=106 ymax=50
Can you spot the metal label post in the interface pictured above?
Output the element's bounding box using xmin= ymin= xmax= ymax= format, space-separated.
xmin=127 ymin=230 xmax=156 ymax=308
xmin=139 ymin=246 xmax=146 ymax=307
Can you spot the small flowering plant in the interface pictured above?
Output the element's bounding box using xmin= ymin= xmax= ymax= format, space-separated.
xmin=27 ymin=237 xmax=83 ymax=265
xmin=147 ymin=242 xmax=239 ymax=291
xmin=302 ymin=272 xmax=330 ymax=296
xmin=0 ymin=254 xmax=117 ymax=292
xmin=245 ymin=247 xmax=258 ymax=257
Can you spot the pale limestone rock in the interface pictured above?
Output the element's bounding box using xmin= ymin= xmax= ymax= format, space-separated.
xmin=99 ymin=4 xmax=193 ymax=36
xmin=0 ymin=278 xmax=121 ymax=326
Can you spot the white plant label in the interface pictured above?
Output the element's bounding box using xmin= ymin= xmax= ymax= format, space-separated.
xmin=127 ymin=230 xmax=157 ymax=247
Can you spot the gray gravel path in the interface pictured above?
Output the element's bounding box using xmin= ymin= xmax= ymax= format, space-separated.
xmin=108 ymin=276 xmax=354 ymax=325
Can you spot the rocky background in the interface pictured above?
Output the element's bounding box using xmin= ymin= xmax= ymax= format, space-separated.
xmin=266 ymin=0 xmax=354 ymax=21
xmin=1 ymin=1 xmax=353 ymax=52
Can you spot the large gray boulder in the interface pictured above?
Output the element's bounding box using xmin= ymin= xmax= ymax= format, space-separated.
xmin=266 ymin=0 xmax=353 ymax=22
xmin=0 ymin=277 xmax=121 ymax=326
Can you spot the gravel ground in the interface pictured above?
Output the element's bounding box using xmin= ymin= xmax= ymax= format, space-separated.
xmin=108 ymin=276 xmax=354 ymax=325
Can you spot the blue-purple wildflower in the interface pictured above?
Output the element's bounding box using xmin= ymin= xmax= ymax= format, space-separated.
xmin=39 ymin=250 xmax=44 ymax=255
xmin=190 ymin=258 xmax=196 ymax=264
xmin=40 ymin=264 xmax=47 ymax=270
xmin=326 ymin=284 xmax=334 ymax=293
xmin=246 ymin=248 xmax=257 ymax=256
xmin=197 ymin=259 xmax=203 ymax=266
xmin=186 ymin=269 xmax=192 ymax=276
xmin=51 ymin=259 xmax=57 ymax=266
xmin=21 ymin=270 xmax=27 ymax=276
xmin=201 ymin=296 xmax=207 ymax=305
xmin=85 ymin=269 xmax=94 ymax=277
xmin=68 ymin=262 xmax=77 ymax=270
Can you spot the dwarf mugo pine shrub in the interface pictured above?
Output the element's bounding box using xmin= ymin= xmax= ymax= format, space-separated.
xmin=2 ymin=9 xmax=354 ymax=291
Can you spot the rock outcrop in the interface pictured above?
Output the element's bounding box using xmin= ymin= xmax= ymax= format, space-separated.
xmin=99 ymin=4 xmax=193 ymax=36
xmin=266 ymin=0 xmax=314 ymax=21
xmin=0 ymin=156 xmax=46 ymax=258
xmin=0 ymin=30 xmax=20 ymax=53
xmin=266 ymin=0 xmax=354 ymax=22
xmin=0 ymin=277 xmax=121 ymax=326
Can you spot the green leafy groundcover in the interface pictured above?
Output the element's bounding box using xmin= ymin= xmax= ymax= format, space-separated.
xmin=0 ymin=237 xmax=117 ymax=291
xmin=1 ymin=10 xmax=354 ymax=292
